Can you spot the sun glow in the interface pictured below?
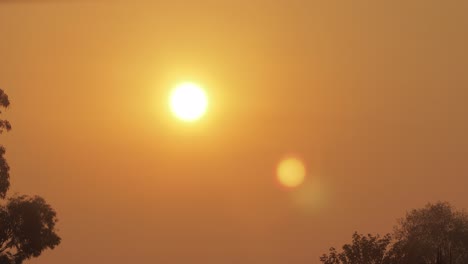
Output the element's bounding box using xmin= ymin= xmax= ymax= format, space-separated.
xmin=170 ymin=82 xmax=208 ymax=122
xmin=277 ymin=157 xmax=306 ymax=188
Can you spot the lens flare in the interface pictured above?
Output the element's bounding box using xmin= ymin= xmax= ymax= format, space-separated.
xmin=277 ymin=157 xmax=306 ymax=188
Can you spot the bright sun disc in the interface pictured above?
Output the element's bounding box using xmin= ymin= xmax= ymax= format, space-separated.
xmin=170 ymin=82 xmax=208 ymax=122
xmin=277 ymin=157 xmax=306 ymax=188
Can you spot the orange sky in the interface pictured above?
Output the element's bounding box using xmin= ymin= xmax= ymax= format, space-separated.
xmin=1 ymin=1 xmax=468 ymax=263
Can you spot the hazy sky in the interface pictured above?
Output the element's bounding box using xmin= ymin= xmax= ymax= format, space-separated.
xmin=1 ymin=1 xmax=468 ymax=263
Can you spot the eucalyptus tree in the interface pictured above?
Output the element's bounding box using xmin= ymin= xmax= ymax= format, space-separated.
xmin=0 ymin=90 xmax=60 ymax=264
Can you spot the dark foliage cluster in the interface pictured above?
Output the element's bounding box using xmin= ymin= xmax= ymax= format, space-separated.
xmin=0 ymin=90 xmax=11 ymax=135
xmin=0 ymin=90 xmax=60 ymax=264
xmin=320 ymin=202 xmax=468 ymax=264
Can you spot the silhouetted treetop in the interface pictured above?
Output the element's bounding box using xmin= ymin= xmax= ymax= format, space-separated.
xmin=0 ymin=89 xmax=60 ymax=264
xmin=392 ymin=202 xmax=468 ymax=264
xmin=0 ymin=147 xmax=9 ymax=199
xmin=320 ymin=232 xmax=393 ymax=264
xmin=0 ymin=90 xmax=11 ymax=199
xmin=0 ymin=196 xmax=60 ymax=262
xmin=320 ymin=202 xmax=468 ymax=264
xmin=0 ymin=90 xmax=10 ymax=134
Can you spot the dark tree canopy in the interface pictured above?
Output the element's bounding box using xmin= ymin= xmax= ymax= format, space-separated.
xmin=0 ymin=89 xmax=60 ymax=264
xmin=0 ymin=90 xmax=11 ymax=135
xmin=0 ymin=196 xmax=60 ymax=263
xmin=0 ymin=90 xmax=10 ymax=199
xmin=392 ymin=202 xmax=468 ymax=264
xmin=0 ymin=147 xmax=10 ymax=199
xmin=321 ymin=202 xmax=468 ymax=264
xmin=320 ymin=233 xmax=393 ymax=264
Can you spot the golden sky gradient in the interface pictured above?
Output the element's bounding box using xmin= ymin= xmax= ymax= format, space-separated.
xmin=1 ymin=1 xmax=468 ymax=263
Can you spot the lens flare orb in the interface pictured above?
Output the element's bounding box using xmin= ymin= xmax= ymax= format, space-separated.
xmin=277 ymin=157 xmax=306 ymax=188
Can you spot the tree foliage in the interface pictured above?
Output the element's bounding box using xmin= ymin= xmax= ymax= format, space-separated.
xmin=0 ymin=147 xmax=10 ymax=200
xmin=0 ymin=89 xmax=60 ymax=264
xmin=320 ymin=233 xmax=393 ymax=264
xmin=391 ymin=202 xmax=468 ymax=264
xmin=0 ymin=90 xmax=11 ymax=135
xmin=320 ymin=202 xmax=468 ymax=264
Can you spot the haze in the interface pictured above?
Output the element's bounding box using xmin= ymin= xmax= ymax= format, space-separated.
xmin=1 ymin=1 xmax=468 ymax=263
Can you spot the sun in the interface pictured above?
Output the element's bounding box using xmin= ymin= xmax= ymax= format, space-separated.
xmin=170 ymin=82 xmax=208 ymax=122
xmin=277 ymin=157 xmax=306 ymax=188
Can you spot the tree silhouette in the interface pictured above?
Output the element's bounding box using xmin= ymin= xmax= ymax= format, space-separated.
xmin=320 ymin=202 xmax=468 ymax=264
xmin=391 ymin=202 xmax=468 ymax=264
xmin=320 ymin=232 xmax=393 ymax=264
xmin=0 ymin=90 xmax=60 ymax=264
